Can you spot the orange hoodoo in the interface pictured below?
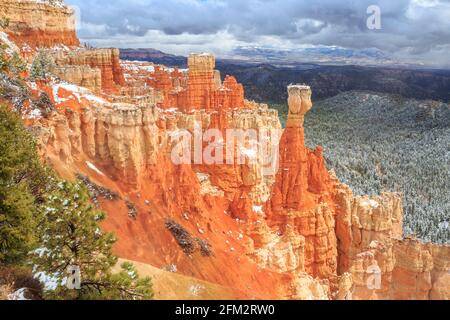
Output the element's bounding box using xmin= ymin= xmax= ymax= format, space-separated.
xmin=148 ymin=53 xmax=246 ymax=112
xmin=271 ymin=85 xmax=332 ymax=213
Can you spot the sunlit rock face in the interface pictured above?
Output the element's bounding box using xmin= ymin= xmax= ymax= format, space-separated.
xmin=2 ymin=0 xmax=448 ymax=300
xmin=30 ymin=74 xmax=449 ymax=300
xmin=51 ymin=65 xmax=102 ymax=93
xmin=334 ymin=177 xmax=450 ymax=300
xmin=146 ymin=53 xmax=246 ymax=112
xmin=0 ymin=0 xmax=79 ymax=48
xmin=257 ymin=85 xmax=337 ymax=281
xmin=51 ymin=49 xmax=126 ymax=93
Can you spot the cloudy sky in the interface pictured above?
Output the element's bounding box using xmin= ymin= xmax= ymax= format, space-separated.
xmin=66 ymin=0 xmax=450 ymax=67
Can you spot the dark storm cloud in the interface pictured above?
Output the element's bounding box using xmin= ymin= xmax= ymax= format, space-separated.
xmin=66 ymin=0 xmax=450 ymax=65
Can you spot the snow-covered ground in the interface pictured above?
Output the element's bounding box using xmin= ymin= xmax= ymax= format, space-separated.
xmin=86 ymin=161 xmax=105 ymax=176
xmin=52 ymin=81 xmax=109 ymax=105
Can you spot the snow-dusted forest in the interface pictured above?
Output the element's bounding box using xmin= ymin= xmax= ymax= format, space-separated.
xmin=276 ymin=91 xmax=449 ymax=244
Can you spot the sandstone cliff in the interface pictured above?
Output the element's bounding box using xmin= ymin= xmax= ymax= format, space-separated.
xmin=145 ymin=53 xmax=246 ymax=112
xmin=0 ymin=0 xmax=79 ymax=48
xmin=1 ymin=0 xmax=448 ymax=300
xmin=51 ymin=48 xmax=126 ymax=93
xmin=51 ymin=65 xmax=102 ymax=93
xmin=24 ymin=61 xmax=450 ymax=300
xmin=334 ymin=181 xmax=449 ymax=299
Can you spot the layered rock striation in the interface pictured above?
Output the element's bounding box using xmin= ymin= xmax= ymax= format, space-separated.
xmin=0 ymin=0 xmax=79 ymax=48
xmin=2 ymin=0 xmax=448 ymax=300
xmin=51 ymin=65 xmax=102 ymax=93
xmin=27 ymin=72 xmax=449 ymax=300
xmin=51 ymin=48 xmax=126 ymax=93
xmin=334 ymin=181 xmax=450 ymax=299
xmin=146 ymin=53 xmax=246 ymax=112
xmin=20 ymin=56 xmax=450 ymax=300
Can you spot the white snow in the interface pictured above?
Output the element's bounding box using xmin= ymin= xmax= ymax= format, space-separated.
xmin=34 ymin=247 xmax=52 ymax=258
xmin=86 ymin=161 xmax=104 ymax=176
xmin=83 ymin=93 xmax=108 ymax=104
xmin=253 ymin=205 xmax=264 ymax=215
xmin=28 ymin=81 xmax=38 ymax=90
xmin=28 ymin=0 xmax=67 ymax=9
xmin=188 ymin=284 xmax=204 ymax=297
xmin=0 ymin=31 xmax=20 ymax=55
xmin=8 ymin=288 xmax=29 ymax=301
xmin=288 ymin=84 xmax=311 ymax=90
xmin=145 ymin=65 xmax=155 ymax=72
xmin=439 ymin=221 xmax=449 ymax=230
xmin=28 ymin=108 xmax=42 ymax=119
xmin=52 ymin=82 xmax=109 ymax=105
xmin=361 ymin=199 xmax=379 ymax=209
xmin=195 ymin=52 xmax=213 ymax=57
xmin=121 ymin=61 xmax=156 ymax=73
xmin=34 ymin=271 xmax=60 ymax=291
xmin=368 ymin=199 xmax=379 ymax=208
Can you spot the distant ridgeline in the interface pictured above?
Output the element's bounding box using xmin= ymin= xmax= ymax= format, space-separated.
xmin=120 ymin=48 xmax=450 ymax=103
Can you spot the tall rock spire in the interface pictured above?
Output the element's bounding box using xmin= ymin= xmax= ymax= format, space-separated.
xmin=271 ymin=84 xmax=331 ymax=212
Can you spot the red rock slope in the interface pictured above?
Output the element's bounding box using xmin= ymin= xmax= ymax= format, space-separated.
xmin=1 ymin=0 xmax=448 ymax=300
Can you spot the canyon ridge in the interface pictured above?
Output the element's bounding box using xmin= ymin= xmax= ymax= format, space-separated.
xmin=0 ymin=0 xmax=448 ymax=300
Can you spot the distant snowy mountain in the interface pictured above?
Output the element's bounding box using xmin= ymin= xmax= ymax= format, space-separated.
xmin=231 ymin=45 xmax=394 ymax=66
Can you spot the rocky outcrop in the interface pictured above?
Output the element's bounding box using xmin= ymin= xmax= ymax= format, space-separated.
xmin=182 ymin=53 xmax=217 ymax=110
xmin=0 ymin=0 xmax=79 ymax=48
xmin=265 ymin=85 xmax=336 ymax=280
xmin=271 ymin=85 xmax=331 ymax=212
xmin=51 ymin=48 xmax=126 ymax=93
xmin=145 ymin=53 xmax=246 ymax=112
xmin=334 ymin=179 xmax=450 ymax=300
xmin=146 ymin=66 xmax=185 ymax=108
xmin=51 ymin=65 xmax=102 ymax=93
xmin=247 ymin=85 xmax=449 ymax=299
xmin=36 ymin=101 xmax=161 ymax=186
xmin=393 ymin=239 xmax=450 ymax=300
xmin=250 ymin=223 xmax=305 ymax=274
xmin=29 ymin=79 xmax=293 ymax=299
xmin=27 ymin=69 xmax=449 ymax=300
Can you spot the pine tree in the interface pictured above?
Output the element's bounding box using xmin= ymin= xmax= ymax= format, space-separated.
xmin=33 ymin=180 xmax=153 ymax=300
xmin=0 ymin=16 xmax=26 ymax=77
xmin=0 ymin=44 xmax=26 ymax=76
xmin=30 ymin=50 xmax=54 ymax=80
xmin=0 ymin=105 xmax=47 ymax=265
